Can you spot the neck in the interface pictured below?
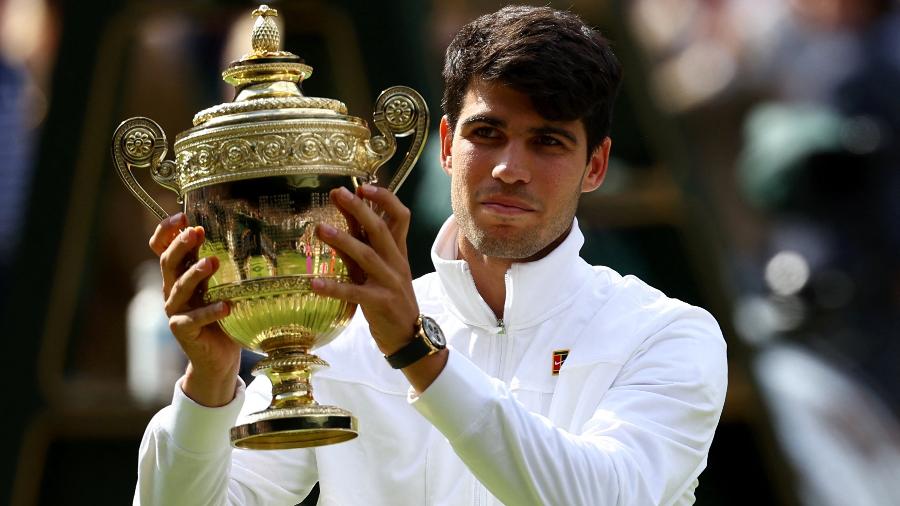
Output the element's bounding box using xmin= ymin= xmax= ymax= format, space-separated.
xmin=458 ymin=236 xmax=509 ymax=319
xmin=457 ymin=225 xmax=571 ymax=320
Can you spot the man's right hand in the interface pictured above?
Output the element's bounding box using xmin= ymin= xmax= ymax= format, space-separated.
xmin=150 ymin=212 xmax=241 ymax=407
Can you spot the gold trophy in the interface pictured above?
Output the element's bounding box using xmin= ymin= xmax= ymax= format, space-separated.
xmin=111 ymin=5 xmax=427 ymax=450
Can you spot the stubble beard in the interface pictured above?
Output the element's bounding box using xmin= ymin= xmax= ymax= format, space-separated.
xmin=451 ymin=179 xmax=580 ymax=260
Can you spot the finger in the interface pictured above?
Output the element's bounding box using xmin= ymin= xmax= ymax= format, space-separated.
xmin=328 ymin=226 xmax=367 ymax=284
xmin=149 ymin=212 xmax=188 ymax=257
xmin=357 ymin=184 xmax=410 ymax=257
xmin=317 ymin=222 xmax=395 ymax=284
xmin=311 ymin=277 xmax=418 ymax=348
xmin=165 ymin=256 xmax=219 ymax=316
xmin=160 ymin=226 xmax=205 ymax=297
xmin=168 ymin=301 xmax=230 ymax=343
xmin=331 ymin=187 xmax=404 ymax=265
xmin=310 ymin=276 xmax=382 ymax=306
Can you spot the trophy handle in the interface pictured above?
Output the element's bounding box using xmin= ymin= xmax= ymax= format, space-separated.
xmin=366 ymin=86 xmax=429 ymax=193
xmin=111 ymin=117 xmax=180 ymax=220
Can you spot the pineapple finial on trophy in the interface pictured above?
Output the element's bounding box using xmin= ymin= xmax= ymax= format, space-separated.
xmin=250 ymin=5 xmax=280 ymax=55
xmin=217 ymin=4 xmax=315 ymax=95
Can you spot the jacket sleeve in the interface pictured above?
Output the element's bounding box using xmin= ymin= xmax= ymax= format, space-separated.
xmin=411 ymin=312 xmax=728 ymax=506
xmin=134 ymin=376 xmax=318 ymax=506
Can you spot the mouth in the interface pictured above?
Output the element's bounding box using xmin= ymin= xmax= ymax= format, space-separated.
xmin=480 ymin=196 xmax=536 ymax=214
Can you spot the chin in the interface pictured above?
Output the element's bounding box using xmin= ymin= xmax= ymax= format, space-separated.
xmin=469 ymin=229 xmax=548 ymax=259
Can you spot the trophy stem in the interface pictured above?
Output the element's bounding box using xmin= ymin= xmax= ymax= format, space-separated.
xmin=230 ymin=344 xmax=358 ymax=450
xmin=256 ymin=347 xmax=321 ymax=410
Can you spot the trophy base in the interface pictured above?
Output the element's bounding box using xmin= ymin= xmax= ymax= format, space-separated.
xmin=231 ymin=408 xmax=358 ymax=450
xmin=229 ymin=343 xmax=359 ymax=450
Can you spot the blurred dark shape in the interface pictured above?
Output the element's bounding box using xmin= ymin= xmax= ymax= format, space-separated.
xmin=738 ymin=2 xmax=900 ymax=414
xmin=0 ymin=60 xmax=35 ymax=306
xmin=755 ymin=343 xmax=900 ymax=505
xmin=628 ymin=1 xmax=900 ymax=503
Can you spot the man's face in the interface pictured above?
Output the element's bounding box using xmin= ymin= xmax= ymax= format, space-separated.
xmin=440 ymin=80 xmax=610 ymax=260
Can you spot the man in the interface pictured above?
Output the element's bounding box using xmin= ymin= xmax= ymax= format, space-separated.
xmin=137 ymin=5 xmax=727 ymax=505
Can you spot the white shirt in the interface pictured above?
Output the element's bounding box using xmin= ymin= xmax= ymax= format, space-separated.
xmin=135 ymin=217 xmax=728 ymax=505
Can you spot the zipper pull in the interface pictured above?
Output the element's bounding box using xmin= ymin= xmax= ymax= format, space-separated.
xmin=497 ymin=318 xmax=505 ymax=336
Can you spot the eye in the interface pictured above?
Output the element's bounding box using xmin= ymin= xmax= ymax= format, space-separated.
xmin=473 ymin=126 xmax=500 ymax=138
xmin=535 ymin=135 xmax=563 ymax=147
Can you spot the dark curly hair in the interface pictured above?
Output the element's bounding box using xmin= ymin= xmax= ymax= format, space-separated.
xmin=442 ymin=5 xmax=622 ymax=160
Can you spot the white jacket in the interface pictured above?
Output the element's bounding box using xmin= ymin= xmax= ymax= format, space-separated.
xmin=135 ymin=217 xmax=728 ymax=506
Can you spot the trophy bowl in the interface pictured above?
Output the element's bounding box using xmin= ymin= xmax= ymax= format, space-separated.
xmin=111 ymin=5 xmax=427 ymax=450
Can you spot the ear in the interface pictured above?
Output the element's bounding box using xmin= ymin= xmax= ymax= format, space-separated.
xmin=439 ymin=115 xmax=453 ymax=176
xmin=581 ymin=137 xmax=611 ymax=193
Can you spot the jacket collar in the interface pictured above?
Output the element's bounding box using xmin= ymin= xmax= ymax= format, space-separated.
xmin=430 ymin=216 xmax=593 ymax=330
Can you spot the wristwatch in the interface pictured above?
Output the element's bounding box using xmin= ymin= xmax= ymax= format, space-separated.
xmin=385 ymin=315 xmax=446 ymax=369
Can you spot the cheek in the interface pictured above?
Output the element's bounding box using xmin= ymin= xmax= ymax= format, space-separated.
xmin=449 ymin=146 xmax=482 ymax=186
xmin=537 ymin=165 xmax=584 ymax=202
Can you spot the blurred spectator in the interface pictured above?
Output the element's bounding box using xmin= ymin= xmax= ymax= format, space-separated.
xmin=631 ymin=1 xmax=900 ymax=503
xmin=738 ymin=0 xmax=900 ymax=411
xmin=0 ymin=57 xmax=31 ymax=276
xmin=631 ymin=0 xmax=900 ymax=409
xmin=0 ymin=0 xmax=56 ymax=303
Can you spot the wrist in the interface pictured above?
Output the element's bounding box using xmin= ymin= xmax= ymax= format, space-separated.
xmin=183 ymin=363 xmax=238 ymax=407
xmin=385 ymin=315 xmax=447 ymax=370
xmin=376 ymin=313 xmax=420 ymax=356
xmin=403 ymin=348 xmax=449 ymax=393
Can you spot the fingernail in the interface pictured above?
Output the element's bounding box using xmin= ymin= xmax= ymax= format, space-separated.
xmin=311 ymin=278 xmax=324 ymax=290
xmin=216 ymin=301 xmax=229 ymax=314
xmin=338 ymin=187 xmax=354 ymax=200
xmin=320 ymin=223 xmax=336 ymax=237
xmin=359 ymin=184 xmax=376 ymax=196
xmin=196 ymin=257 xmax=209 ymax=270
xmin=170 ymin=212 xmax=185 ymax=225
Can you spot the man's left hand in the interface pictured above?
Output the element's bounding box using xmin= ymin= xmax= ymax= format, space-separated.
xmin=312 ymin=184 xmax=419 ymax=357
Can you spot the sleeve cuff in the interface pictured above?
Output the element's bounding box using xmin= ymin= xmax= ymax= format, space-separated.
xmin=167 ymin=375 xmax=245 ymax=454
xmin=409 ymin=349 xmax=500 ymax=442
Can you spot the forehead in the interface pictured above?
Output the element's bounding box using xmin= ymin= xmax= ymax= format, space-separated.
xmin=457 ymin=80 xmax=587 ymax=139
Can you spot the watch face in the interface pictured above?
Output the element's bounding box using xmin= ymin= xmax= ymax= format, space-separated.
xmin=422 ymin=316 xmax=446 ymax=347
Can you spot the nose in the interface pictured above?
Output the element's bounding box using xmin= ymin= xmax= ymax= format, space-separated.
xmin=491 ymin=143 xmax=531 ymax=185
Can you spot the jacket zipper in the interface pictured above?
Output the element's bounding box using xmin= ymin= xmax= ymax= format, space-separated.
xmin=484 ymin=275 xmax=510 ymax=503
xmin=497 ymin=270 xmax=512 ymax=381
xmin=466 ymin=268 xmax=510 ymax=505
xmin=496 ymin=317 xmax=506 ymax=379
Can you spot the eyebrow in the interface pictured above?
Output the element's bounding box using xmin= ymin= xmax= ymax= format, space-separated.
xmin=460 ymin=114 xmax=578 ymax=145
xmin=460 ymin=114 xmax=504 ymax=128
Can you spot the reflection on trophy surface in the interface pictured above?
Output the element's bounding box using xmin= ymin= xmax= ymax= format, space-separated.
xmin=110 ymin=5 xmax=427 ymax=449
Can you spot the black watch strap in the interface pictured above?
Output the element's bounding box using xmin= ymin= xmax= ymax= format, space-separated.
xmin=385 ymin=315 xmax=445 ymax=369
xmin=386 ymin=338 xmax=435 ymax=369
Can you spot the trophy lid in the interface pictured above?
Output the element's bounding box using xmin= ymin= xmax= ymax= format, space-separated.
xmin=191 ymin=5 xmax=348 ymax=127
xmin=112 ymin=4 xmax=427 ymax=217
